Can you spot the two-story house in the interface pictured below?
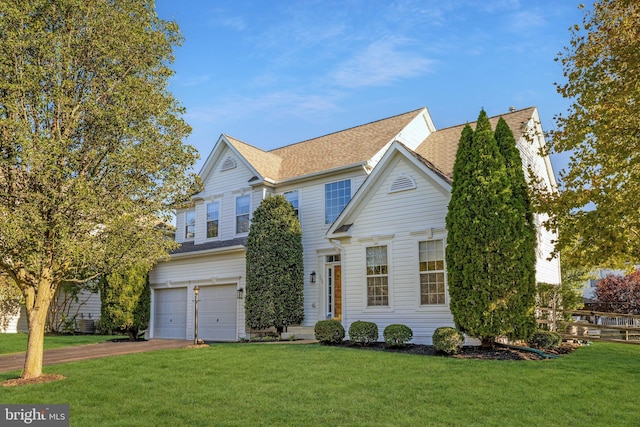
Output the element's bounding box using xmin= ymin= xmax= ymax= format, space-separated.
xmin=148 ymin=106 xmax=560 ymax=344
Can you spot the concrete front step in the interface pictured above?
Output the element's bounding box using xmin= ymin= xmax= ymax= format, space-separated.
xmin=282 ymin=326 xmax=315 ymax=340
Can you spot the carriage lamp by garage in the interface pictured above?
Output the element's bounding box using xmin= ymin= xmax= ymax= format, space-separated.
xmin=193 ymin=286 xmax=200 ymax=345
xmin=237 ymin=287 xmax=244 ymax=299
xmin=310 ymin=271 xmax=316 ymax=284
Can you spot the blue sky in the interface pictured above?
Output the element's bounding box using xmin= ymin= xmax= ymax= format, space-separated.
xmin=155 ymin=0 xmax=586 ymax=175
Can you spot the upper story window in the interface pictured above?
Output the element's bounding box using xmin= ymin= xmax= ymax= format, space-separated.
xmin=185 ymin=210 xmax=195 ymax=239
xmin=284 ymin=190 xmax=299 ymax=218
xmin=325 ymin=179 xmax=351 ymax=224
xmin=206 ymin=202 xmax=220 ymax=239
xmin=236 ymin=195 xmax=250 ymax=234
xmin=419 ymin=240 xmax=446 ymax=305
xmin=366 ymin=245 xmax=388 ymax=306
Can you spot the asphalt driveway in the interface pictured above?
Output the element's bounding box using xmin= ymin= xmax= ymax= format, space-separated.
xmin=0 ymin=339 xmax=191 ymax=373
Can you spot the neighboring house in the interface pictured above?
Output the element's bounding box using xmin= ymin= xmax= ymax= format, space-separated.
xmin=148 ymin=106 xmax=561 ymax=344
xmin=1 ymin=288 xmax=100 ymax=334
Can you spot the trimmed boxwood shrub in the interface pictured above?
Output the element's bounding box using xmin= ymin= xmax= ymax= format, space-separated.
xmin=433 ymin=327 xmax=464 ymax=355
xmin=383 ymin=324 xmax=413 ymax=347
xmin=349 ymin=320 xmax=378 ymax=346
xmin=314 ymin=320 xmax=345 ymax=344
xmin=528 ymin=330 xmax=562 ymax=350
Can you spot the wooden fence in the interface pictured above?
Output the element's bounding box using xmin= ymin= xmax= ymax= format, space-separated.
xmin=538 ymin=307 xmax=640 ymax=344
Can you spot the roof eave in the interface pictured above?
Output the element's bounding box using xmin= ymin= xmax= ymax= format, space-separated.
xmin=275 ymin=162 xmax=367 ymax=185
xmin=168 ymin=245 xmax=246 ymax=260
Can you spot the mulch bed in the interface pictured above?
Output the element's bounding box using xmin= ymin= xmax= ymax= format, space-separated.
xmin=2 ymin=374 xmax=66 ymax=387
xmin=331 ymin=341 xmax=578 ymax=360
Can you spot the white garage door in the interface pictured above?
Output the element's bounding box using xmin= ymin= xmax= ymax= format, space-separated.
xmin=199 ymin=285 xmax=237 ymax=341
xmin=154 ymin=288 xmax=187 ymax=339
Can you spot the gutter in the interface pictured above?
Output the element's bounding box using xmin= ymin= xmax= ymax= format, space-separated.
xmin=168 ymin=245 xmax=246 ymax=260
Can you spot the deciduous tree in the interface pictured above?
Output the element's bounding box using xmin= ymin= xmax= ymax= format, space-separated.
xmin=245 ymin=195 xmax=304 ymax=334
xmin=595 ymin=271 xmax=640 ymax=315
xmin=533 ymin=0 xmax=640 ymax=270
xmin=0 ymin=0 xmax=198 ymax=379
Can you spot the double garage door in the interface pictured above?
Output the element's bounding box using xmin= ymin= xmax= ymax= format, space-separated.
xmin=153 ymin=285 xmax=237 ymax=341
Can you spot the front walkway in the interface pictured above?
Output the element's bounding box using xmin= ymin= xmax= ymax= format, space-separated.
xmin=0 ymin=339 xmax=191 ymax=373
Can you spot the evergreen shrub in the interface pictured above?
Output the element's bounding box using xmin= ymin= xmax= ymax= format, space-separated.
xmin=348 ymin=320 xmax=378 ymax=346
xmin=432 ymin=327 xmax=464 ymax=355
xmin=528 ymin=331 xmax=562 ymax=350
xmin=314 ymin=320 xmax=345 ymax=344
xmin=383 ymin=324 xmax=413 ymax=347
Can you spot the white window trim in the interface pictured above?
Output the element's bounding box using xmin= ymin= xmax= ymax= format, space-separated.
xmin=412 ymin=230 xmax=449 ymax=311
xmin=184 ymin=210 xmax=196 ymax=241
xmin=205 ymin=200 xmax=221 ymax=240
xmin=418 ymin=238 xmax=447 ymax=307
xmin=283 ymin=189 xmax=301 ymax=222
xmin=362 ymin=240 xmax=394 ymax=312
xmin=324 ymin=178 xmax=352 ymax=225
xmin=235 ymin=194 xmax=251 ymax=235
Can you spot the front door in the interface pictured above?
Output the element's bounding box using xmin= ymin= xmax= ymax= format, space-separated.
xmin=326 ymin=255 xmax=342 ymax=320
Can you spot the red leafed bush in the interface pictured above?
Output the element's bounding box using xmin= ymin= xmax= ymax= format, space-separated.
xmin=595 ymin=271 xmax=640 ymax=315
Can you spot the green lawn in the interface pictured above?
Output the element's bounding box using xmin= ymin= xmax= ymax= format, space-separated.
xmin=2 ymin=342 xmax=638 ymax=426
xmin=0 ymin=334 xmax=114 ymax=355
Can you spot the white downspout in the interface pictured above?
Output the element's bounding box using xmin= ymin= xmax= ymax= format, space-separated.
xmin=329 ymin=239 xmax=347 ymax=328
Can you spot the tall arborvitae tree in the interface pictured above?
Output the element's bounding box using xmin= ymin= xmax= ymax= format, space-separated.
xmin=245 ymin=195 xmax=304 ymax=334
xmin=446 ymin=110 xmax=536 ymax=346
xmin=494 ymin=117 xmax=537 ymax=339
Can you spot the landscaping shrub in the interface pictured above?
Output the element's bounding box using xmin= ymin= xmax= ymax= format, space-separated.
xmin=383 ymin=324 xmax=413 ymax=347
xmin=348 ymin=320 xmax=378 ymax=346
xmin=528 ymin=331 xmax=562 ymax=350
xmin=432 ymin=327 xmax=464 ymax=355
xmin=314 ymin=320 xmax=345 ymax=344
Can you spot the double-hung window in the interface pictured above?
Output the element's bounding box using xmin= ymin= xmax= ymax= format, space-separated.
xmin=236 ymin=195 xmax=250 ymax=234
xmin=419 ymin=240 xmax=446 ymax=304
xmin=206 ymin=202 xmax=220 ymax=238
xmin=325 ymin=179 xmax=351 ymax=224
xmin=185 ymin=210 xmax=195 ymax=239
xmin=284 ymin=190 xmax=299 ymax=218
xmin=366 ymin=245 xmax=388 ymax=306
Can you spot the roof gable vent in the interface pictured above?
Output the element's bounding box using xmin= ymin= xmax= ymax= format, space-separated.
xmin=220 ymin=156 xmax=237 ymax=172
xmin=389 ymin=173 xmax=417 ymax=193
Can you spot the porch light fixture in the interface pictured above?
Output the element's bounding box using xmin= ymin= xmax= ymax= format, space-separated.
xmin=310 ymin=271 xmax=316 ymax=284
xmin=237 ymin=287 xmax=244 ymax=299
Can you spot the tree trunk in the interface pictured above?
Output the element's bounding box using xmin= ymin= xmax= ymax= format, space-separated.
xmin=22 ymin=276 xmax=55 ymax=379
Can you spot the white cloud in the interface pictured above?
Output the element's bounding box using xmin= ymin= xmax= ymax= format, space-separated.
xmin=330 ymin=37 xmax=433 ymax=88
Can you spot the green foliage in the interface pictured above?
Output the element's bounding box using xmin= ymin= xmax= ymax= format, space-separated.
xmin=532 ymin=1 xmax=640 ymax=270
xmin=528 ymin=331 xmax=562 ymax=350
xmin=0 ymin=275 xmax=22 ymax=332
xmin=0 ymin=0 xmax=198 ymax=376
xmin=432 ymin=327 xmax=464 ymax=355
xmin=99 ymin=264 xmax=151 ymax=341
xmin=245 ymin=195 xmax=304 ymax=334
xmin=348 ymin=321 xmax=378 ymax=346
xmin=383 ymin=324 xmax=413 ymax=347
xmin=314 ymin=320 xmax=345 ymax=344
xmin=537 ymin=280 xmax=585 ymax=328
xmin=446 ymin=110 xmax=537 ymax=345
